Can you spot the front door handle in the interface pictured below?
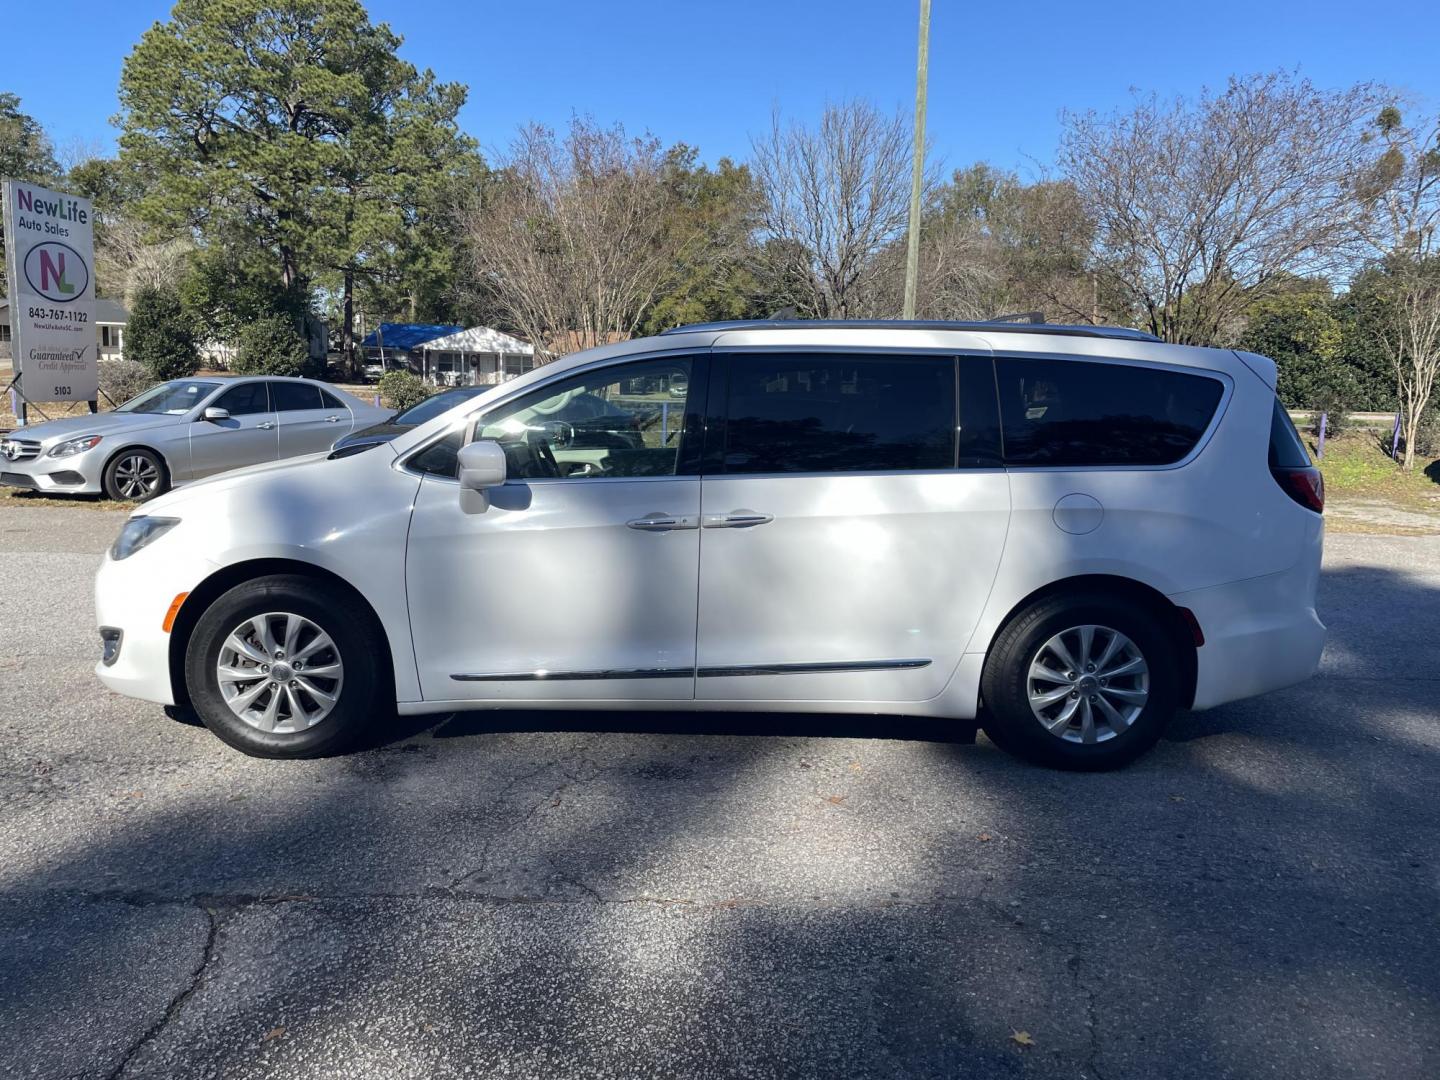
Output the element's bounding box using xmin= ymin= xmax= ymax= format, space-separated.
xmin=627 ymin=513 xmax=700 ymax=532
xmin=702 ymin=509 xmax=774 ymax=529
xmin=257 ymin=421 xmax=275 ymax=430
xmin=324 ymin=415 xmax=343 ymax=423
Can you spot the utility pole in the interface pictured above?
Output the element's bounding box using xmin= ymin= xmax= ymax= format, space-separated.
xmin=902 ymin=0 xmax=932 ymax=320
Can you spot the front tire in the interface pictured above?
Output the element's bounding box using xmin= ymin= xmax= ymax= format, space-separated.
xmin=103 ymin=448 xmax=169 ymax=502
xmin=184 ymin=575 xmax=383 ymax=758
xmin=980 ymin=592 xmax=1179 ymax=770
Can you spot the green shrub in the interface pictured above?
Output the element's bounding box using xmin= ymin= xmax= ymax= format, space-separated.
xmin=98 ymin=359 xmax=154 ymax=408
xmin=231 ymin=315 xmax=310 ymax=377
xmin=1310 ymin=388 xmax=1350 ymax=440
xmin=125 ymin=285 xmax=198 ymax=381
xmin=378 ymin=369 xmax=431 ymax=411
xmin=1415 ymin=409 xmax=1440 ymax=458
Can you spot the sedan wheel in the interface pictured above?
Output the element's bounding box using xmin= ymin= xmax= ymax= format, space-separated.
xmin=103 ymin=449 xmax=169 ymax=502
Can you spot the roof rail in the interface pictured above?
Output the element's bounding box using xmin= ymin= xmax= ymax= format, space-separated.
xmin=658 ymin=318 xmax=1161 ymax=343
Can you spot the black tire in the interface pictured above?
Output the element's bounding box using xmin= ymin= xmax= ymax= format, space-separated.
xmin=184 ymin=574 xmax=384 ymax=758
xmin=103 ymin=447 xmax=170 ymax=502
xmin=980 ymin=591 xmax=1179 ymax=771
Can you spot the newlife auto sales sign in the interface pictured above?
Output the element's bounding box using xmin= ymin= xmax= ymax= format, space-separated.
xmin=2 ymin=180 xmax=97 ymax=402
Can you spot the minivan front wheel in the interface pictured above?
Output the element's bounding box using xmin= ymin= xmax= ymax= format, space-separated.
xmin=981 ymin=593 xmax=1178 ymax=770
xmin=184 ymin=575 xmax=382 ymax=758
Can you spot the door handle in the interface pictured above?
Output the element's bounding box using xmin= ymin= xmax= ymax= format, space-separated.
xmin=324 ymin=415 xmax=342 ymax=423
xmin=627 ymin=513 xmax=700 ymax=532
xmin=702 ymin=510 xmax=773 ymax=529
xmin=257 ymin=422 xmax=275 ymax=430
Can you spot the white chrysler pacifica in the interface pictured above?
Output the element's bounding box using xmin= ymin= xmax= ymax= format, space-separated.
xmin=94 ymin=321 xmax=1326 ymax=769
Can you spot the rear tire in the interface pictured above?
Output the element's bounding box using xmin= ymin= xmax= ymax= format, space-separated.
xmin=980 ymin=592 xmax=1179 ymax=771
xmin=103 ymin=448 xmax=169 ymax=502
xmin=184 ymin=574 xmax=384 ymax=758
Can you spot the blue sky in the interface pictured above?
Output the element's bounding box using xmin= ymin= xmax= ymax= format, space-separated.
xmin=8 ymin=0 xmax=1439 ymax=176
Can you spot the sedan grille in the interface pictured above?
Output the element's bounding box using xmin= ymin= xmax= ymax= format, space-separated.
xmin=1 ymin=438 xmax=41 ymax=462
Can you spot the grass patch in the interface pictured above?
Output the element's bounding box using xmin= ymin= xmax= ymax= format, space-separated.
xmin=1308 ymin=431 xmax=1440 ymax=512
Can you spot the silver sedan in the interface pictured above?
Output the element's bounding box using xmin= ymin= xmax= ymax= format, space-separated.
xmin=1 ymin=376 xmax=391 ymax=501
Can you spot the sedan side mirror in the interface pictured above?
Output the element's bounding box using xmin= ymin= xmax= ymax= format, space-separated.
xmin=203 ymin=406 xmax=230 ymax=422
xmin=457 ymin=439 xmax=507 ymax=510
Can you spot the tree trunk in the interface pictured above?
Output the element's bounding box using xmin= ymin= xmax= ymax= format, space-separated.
xmin=342 ymin=268 xmax=356 ymax=380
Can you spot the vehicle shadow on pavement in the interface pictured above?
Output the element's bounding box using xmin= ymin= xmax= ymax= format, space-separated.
xmin=2 ymin=564 xmax=1438 ymax=1079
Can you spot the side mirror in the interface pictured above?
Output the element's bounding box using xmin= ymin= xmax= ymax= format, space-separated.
xmin=457 ymin=439 xmax=507 ymax=492
xmin=203 ymin=406 xmax=230 ymax=422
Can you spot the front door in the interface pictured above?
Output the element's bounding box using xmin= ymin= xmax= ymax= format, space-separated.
xmin=186 ymin=381 xmax=278 ymax=479
xmin=405 ymin=353 xmax=705 ymax=703
xmin=695 ymin=351 xmax=1011 ymax=703
xmin=272 ymin=381 xmax=351 ymax=457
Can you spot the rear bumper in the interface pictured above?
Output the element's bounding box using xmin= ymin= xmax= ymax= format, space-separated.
xmin=1173 ymin=555 xmax=1326 ymax=711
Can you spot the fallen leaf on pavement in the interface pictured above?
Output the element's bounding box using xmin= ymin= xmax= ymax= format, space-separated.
xmin=1009 ymin=1030 xmax=1035 ymax=1047
xmin=978 ymin=833 xmax=993 ymax=842
xmin=823 ymin=794 xmax=847 ymax=805
xmin=263 ymin=1027 xmax=285 ymax=1042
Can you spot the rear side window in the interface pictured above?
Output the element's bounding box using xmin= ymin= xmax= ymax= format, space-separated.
xmin=722 ymin=354 xmax=955 ymax=474
xmin=320 ymin=389 xmax=346 ymax=410
xmin=995 ymin=357 xmax=1224 ymax=467
xmin=1268 ymin=398 xmax=1311 ymax=468
xmin=271 ymin=382 xmax=322 ymax=411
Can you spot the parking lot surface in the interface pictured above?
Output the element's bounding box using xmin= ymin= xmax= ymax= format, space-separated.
xmin=1 ymin=503 xmax=1437 ymax=1079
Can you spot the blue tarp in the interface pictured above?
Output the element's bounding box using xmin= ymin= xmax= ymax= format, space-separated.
xmin=360 ymin=323 xmax=464 ymax=351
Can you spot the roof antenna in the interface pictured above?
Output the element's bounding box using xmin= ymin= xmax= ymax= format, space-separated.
xmin=988 ymin=311 xmax=1047 ymax=324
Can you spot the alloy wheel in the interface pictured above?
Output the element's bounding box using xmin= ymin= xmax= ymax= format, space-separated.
xmin=113 ymin=455 xmax=161 ymax=499
xmin=1026 ymin=624 xmax=1149 ymax=744
xmin=215 ymin=612 xmax=345 ymax=733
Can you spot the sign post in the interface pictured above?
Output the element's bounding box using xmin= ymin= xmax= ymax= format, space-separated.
xmin=2 ymin=180 xmax=98 ymax=425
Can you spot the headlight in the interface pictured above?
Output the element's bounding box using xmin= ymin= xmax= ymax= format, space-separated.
xmin=47 ymin=434 xmax=103 ymax=458
xmin=110 ymin=516 xmax=180 ymax=560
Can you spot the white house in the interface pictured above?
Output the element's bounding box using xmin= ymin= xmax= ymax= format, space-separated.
xmin=417 ymin=326 xmax=537 ymax=387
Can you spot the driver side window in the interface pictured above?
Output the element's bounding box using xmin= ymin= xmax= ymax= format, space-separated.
xmin=473 ymin=357 xmax=695 ymax=481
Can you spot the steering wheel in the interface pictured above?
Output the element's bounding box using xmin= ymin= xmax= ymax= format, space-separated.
xmin=524 ymin=429 xmax=561 ymax=478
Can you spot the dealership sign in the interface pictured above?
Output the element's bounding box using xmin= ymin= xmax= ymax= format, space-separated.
xmin=2 ymin=180 xmax=97 ymax=402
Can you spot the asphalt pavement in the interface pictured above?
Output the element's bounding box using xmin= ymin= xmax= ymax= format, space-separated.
xmin=1 ymin=503 xmax=1437 ymax=1079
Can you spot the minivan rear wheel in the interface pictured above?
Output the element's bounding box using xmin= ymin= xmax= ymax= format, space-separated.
xmin=184 ymin=575 xmax=382 ymax=758
xmin=980 ymin=592 xmax=1178 ymax=770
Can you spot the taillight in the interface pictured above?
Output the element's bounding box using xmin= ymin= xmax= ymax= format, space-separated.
xmin=1271 ymin=466 xmax=1324 ymax=513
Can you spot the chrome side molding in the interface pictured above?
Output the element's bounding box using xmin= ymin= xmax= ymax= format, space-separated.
xmin=696 ymin=658 xmax=931 ymax=677
xmin=451 ymin=658 xmax=931 ymax=682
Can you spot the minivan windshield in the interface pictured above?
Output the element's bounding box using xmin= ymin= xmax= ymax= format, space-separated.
xmin=116 ymin=380 xmax=221 ymax=415
xmin=393 ymin=386 xmax=487 ymax=425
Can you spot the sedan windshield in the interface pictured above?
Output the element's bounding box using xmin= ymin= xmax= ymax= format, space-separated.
xmin=117 ymin=380 xmax=221 ymax=415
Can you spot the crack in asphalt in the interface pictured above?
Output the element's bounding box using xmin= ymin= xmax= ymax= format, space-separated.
xmin=443 ymin=738 xmax=604 ymax=894
xmin=104 ymin=900 xmax=222 ymax=1080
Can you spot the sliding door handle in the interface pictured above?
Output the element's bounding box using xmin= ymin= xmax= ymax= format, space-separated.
xmin=627 ymin=513 xmax=699 ymax=532
xmin=702 ymin=510 xmax=773 ymax=529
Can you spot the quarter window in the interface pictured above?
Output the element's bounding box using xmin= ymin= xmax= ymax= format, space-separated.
xmin=721 ymin=354 xmax=956 ymax=474
xmin=212 ymin=382 xmax=271 ymax=416
xmin=995 ymin=357 xmax=1224 ymax=467
xmin=320 ymin=389 xmax=346 ymax=410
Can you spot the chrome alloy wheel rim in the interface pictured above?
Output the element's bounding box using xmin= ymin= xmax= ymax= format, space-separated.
xmin=114 ymin=455 xmax=161 ymax=499
xmin=1027 ymin=625 xmax=1149 ymax=744
xmin=216 ymin=613 xmax=344 ymax=733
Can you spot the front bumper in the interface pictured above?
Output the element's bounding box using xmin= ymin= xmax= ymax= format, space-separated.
xmin=0 ymin=445 xmax=105 ymax=494
xmin=94 ymin=537 xmax=217 ymax=706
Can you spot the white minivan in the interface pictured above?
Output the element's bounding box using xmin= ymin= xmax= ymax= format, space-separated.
xmin=94 ymin=321 xmax=1326 ymax=769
